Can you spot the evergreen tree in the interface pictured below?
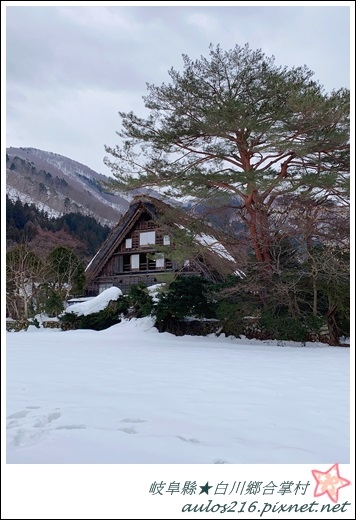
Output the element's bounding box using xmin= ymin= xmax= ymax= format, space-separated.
xmin=104 ymin=43 xmax=349 ymax=264
xmin=36 ymin=284 xmax=65 ymax=317
xmin=127 ymin=282 xmax=153 ymax=317
xmin=6 ymin=196 xmax=111 ymax=256
xmin=154 ymin=276 xmax=216 ymax=330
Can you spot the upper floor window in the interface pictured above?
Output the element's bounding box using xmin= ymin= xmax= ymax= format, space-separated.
xmin=140 ymin=231 xmax=156 ymax=246
xmin=125 ymin=238 xmax=132 ymax=249
xmin=163 ymin=235 xmax=171 ymax=246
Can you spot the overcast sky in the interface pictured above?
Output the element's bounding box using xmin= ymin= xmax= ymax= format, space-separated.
xmin=5 ymin=2 xmax=352 ymax=176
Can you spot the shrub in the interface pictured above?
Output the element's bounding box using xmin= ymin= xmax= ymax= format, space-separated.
xmin=126 ymin=282 xmax=153 ymax=317
xmin=153 ymin=276 xmax=217 ymax=332
xmin=259 ymin=310 xmax=309 ymax=343
xmin=59 ymin=299 xmax=127 ymax=331
xmin=216 ymin=300 xmax=251 ymax=338
xmin=36 ymin=284 xmax=64 ymax=317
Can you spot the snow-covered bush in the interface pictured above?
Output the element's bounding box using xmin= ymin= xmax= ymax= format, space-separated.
xmin=59 ymin=287 xmax=128 ymax=331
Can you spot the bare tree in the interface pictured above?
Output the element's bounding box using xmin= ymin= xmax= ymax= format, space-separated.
xmin=6 ymin=246 xmax=45 ymax=319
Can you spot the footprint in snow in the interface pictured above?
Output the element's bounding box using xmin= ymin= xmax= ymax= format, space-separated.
xmin=7 ymin=410 xmax=30 ymax=419
xmin=117 ymin=426 xmax=137 ymax=434
xmin=12 ymin=428 xmax=48 ymax=448
xmin=120 ymin=418 xmax=147 ymax=423
xmin=33 ymin=411 xmax=61 ymax=428
xmin=176 ymin=435 xmax=201 ymax=444
xmin=7 ymin=420 xmax=20 ymax=429
xmin=55 ymin=424 xmax=86 ymax=430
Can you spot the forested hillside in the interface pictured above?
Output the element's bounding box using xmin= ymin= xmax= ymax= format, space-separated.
xmin=6 ymin=147 xmax=130 ymax=226
xmin=6 ymin=196 xmax=111 ymax=262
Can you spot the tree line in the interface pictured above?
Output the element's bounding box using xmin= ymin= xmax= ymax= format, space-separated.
xmin=6 ymin=195 xmax=111 ymax=256
xmin=6 ymin=198 xmax=110 ymax=321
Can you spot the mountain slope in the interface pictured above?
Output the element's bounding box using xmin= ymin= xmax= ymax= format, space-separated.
xmin=6 ymin=146 xmax=244 ymax=235
xmin=6 ymin=147 xmax=130 ymax=226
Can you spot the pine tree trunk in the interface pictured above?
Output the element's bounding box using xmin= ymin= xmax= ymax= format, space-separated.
xmin=246 ymin=206 xmax=272 ymax=263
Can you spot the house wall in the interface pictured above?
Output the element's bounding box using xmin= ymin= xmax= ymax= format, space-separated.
xmin=86 ymin=269 xmax=202 ymax=296
xmin=98 ymin=214 xmax=174 ymax=279
xmin=86 ymin=212 xmax=183 ymax=294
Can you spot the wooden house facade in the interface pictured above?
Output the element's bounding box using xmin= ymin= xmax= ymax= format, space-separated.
xmin=85 ymin=195 xmax=238 ymax=295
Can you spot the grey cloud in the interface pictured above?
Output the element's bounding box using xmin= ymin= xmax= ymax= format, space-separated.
xmin=6 ymin=5 xmax=350 ymax=175
xmin=7 ymin=6 xmax=350 ymax=93
xmin=6 ymin=7 xmax=148 ymax=92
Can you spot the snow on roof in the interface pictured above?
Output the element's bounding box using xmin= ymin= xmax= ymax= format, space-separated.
xmin=196 ymin=233 xmax=246 ymax=278
xmin=85 ymin=249 xmax=100 ymax=272
xmin=176 ymin=225 xmax=235 ymax=263
xmin=65 ymin=287 xmax=122 ymax=316
xmin=195 ymin=233 xmax=236 ymax=263
xmin=176 ymin=225 xmax=246 ymax=278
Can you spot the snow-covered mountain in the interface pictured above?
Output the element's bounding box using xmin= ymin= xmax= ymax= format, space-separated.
xmin=6 ymin=146 xmax=243 ymax=232
xmin=6 ymin=147 xmax=130 ymax=226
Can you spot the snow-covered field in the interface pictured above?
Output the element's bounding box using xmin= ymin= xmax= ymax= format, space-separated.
xmin=6 ymin=318 xmax=350 ymax=464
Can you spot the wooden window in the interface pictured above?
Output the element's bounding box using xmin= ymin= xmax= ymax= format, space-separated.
xmin=125 ymin=238 xmax=132 ymax=249
xmin=163 ymin=235 xmax=171 ymax=246
xmin=155 ymin=253 xmax=165 ymax=268
xmin=130 ymin=254 xmax=140 ymax=270
xmin=139 ymin=231 xmax=156 ymax=246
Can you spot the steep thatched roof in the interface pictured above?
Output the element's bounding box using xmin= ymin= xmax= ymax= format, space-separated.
xmin=85 ymin=194 xmax=240 ymax=280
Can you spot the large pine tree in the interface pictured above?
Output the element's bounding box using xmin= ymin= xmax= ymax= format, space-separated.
xmin=104 ymin=43 xmax=349 ymax=264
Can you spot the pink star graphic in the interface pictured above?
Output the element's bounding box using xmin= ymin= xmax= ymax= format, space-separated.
xmin=312 ymin=463 xmax=351 ymax=503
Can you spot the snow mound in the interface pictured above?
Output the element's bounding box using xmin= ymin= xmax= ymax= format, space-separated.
xmin=65 ymin=287 xmax=122 ymax=316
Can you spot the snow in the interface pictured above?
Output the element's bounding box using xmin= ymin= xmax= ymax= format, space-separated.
xmin=85 ymin=251 xmax=98 ymax=271
xmin=6 ymin=317 xmax=349 ymax=464
xmin=66 ymin=296 xmax=95 ymax=305
xmin=34 ymin=314 xmax=59 ymax=324
xmin=64 ymin=287 xmax=122 ymax=316
xmin=147 ymin=283 xmax=166 ymax=302
xmin=195 ymin=233 xmax=245 ymax=277
xmin=196 ymin=233 xmax=236 ymax=263
xmin=176 ymin=225 xmax=245 ymax=276
xmin=6 ymin=188 xmax=62 ymax=218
